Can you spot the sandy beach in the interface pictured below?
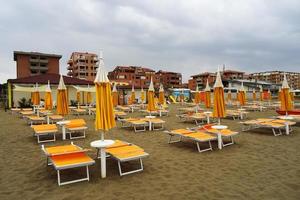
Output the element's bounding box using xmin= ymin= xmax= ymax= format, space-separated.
xmin=0 ymin=104 xmax=299 ymax=200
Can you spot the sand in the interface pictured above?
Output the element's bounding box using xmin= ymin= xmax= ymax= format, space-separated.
xmin=0 ymin=104 xmax=299 ymax=200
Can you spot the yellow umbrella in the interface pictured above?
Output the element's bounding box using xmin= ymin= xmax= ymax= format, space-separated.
xmin=76 ymin=91 xmax=81 ymax=104
xmin=238 ymin=81 xmax=246 ymax=106
xmin=194 ymin=85 xmax=201 ymax=104
xmin=44 ymin=81 xmax=53 ymax=110
xmin=281 ymin=73 xmax=292 ymax=113
xmin=147 ymin=77 xmax=156 ymax=113
xmin=94 ymin=52 xmax=116 ymax=179
xmin=159 ymin=84 xmax=165 ymax=105
xmin=290 ymin=89 xmax=294 ymax=102
xmin=204 ymin=79 xmax=211 ymax=108
xmin=213 ymin=70 xmax=226 ymax=124
xmin=130 ymin=85 xmax=136 ymax=104
xmin=252 ymin=90 xmax=256 ymax=101
xmin=86 ymin=85 xmax=92 ymax=104
xmin=227 ymin=90 xmax=232 ymax=102
xmin=112 ymin=83 xmax=118 ymax=107
xmin=32 ymin=83 xmax=40 ymax=105
xmin=56 ymin=75 xmax=69 ymax=116
xmin=259 ymin=86 xmax=263 ymax=101
xmin=278 ymin=87 xmax=283 ymax=102
xmin=140 ymin=87 xmax=145 ymax=103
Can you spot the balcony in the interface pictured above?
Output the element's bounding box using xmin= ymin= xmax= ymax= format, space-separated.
xmin=67 ymin=72 xmax=73 ymax=76
xmin=39 ymin=59 xmax=48 ymax=64
xmin=29 ymin=58 xmax=39 ymax=63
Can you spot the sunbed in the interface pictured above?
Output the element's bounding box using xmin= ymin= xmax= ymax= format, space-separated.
xmin=202 ymin=124 xmax=239 ymax=147
xmin=105 ymin=140 xmax=149 ymax=176
xmin=31 ymin=124 xmax=58 ymax=143
xmin=48 ymin=115 xmax=64 ymax=124
xmin=164 ymin=128 xmax=217 ymax=152
xmin=26 ymin=115 xmax=45 ymax=125
xmin=65 ymin=119 xmax=88 ymax=139
xmin=240 ymin=118 xmax=296 ymax=136
xmin=20 ymin=110 xmax=35 ymax=118
xmin=41 ymin=143 xmax=95 ymax=186
xmin=72 ymin=108 xmax=87 ymax=116
xmin=143 ymin=117 xmax=166 ymax=130
xmin=119 ymin=118 xmax=148 ymax=132
xmin=177 ymin=112 xmax=208 ymax=125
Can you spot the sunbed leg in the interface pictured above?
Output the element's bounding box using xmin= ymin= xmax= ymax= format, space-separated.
xmin=86 ymin=166 xmax=90 ymax=182
xmin=57 ymin=170 xmax=61 ymax=186
xmin=118 ymin=158 xmax=144 ymax=176
xmin=223 ymin=136 xmax=234 ymax=147
xmin=197 ymin=141 xmax=213 ymax=153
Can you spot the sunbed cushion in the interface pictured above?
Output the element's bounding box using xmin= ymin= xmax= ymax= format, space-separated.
xmin=51 ymin=152 xmax=94 ymax=168
xmin=187 ymin=132 xmax=216 ymax=140
xmin=44 ymin=145 xmax=81 ymax=156
xmin=32 ymin=124 xmax=57 ymax=132
xmin=170 ymin=129 xmax=194 ymax=135
xmin=66 ymin=119 xmax=86 ymax=128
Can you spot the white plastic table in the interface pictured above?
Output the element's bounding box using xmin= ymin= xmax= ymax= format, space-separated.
xmin=203 ymin=111 xmax=212 ymax=124
xmin=90 ymin=140 xmax=115 ymax=178
xmin=56 ymin=120 xmax=70 ymax=140
xmin=212 ymin=125 xmax=228 ymax=150
xmin=145 ymin=115 xmax=156 ymax=131
xmin=278 ymin=116 xmax=294 ymax=135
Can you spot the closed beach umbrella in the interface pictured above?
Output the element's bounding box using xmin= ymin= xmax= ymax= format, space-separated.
xmin=94 ymin=55 xmax=116 ymax=136
xmin=112 ymin=83 xmax=118 ymax=107
xmin=56 ymin=75 xmax=69 ymax=116
xmin=147 ymin=77 xmax=156 ymax=112
xmin=159 ymin=84 xmax=165 ymax=105
xmin=130 ymin=85 xmax=136 ymax=104
xmin=252 ymin=90 xmax=256 ymax=101
xmin=278 ymin=87 xmax=283 ymax=102
xmin=194 ymin=85 xmax=201 ymax=104
xmin=140 ymin=87 xmax=145 ymax=103
xmin=281 ymin=73 xmax=292 ymax=112
xmin=259 ymin=86 xmax=263 ymax=101
xmin=238 ymin=82 xmax=246 ymax=106
xmin=204 ymin=79 xmax=211 ymax=108
xmin=76 ymin=90 xmax=81 ymax=104
xmin=86 ymin=85 xmax=92 ymax=104
xmin=44 ymin=80 xmax=53 ymax=110
xmin=213 ymin=70 xmax=226 ymax=124
xmin=290 ymin=89 xmax=294 ymax=102
xmin=267 ymin=89 xmax=271 ymax=101
xmin=32 ymin=83 xmax=40 ymax=105
xmin=227 ymin=90 xmax=232 ymax=102
xmin=180 ymin=90 xmax=184 ymax=103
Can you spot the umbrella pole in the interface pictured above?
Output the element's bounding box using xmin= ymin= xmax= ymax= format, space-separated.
xmin=101 ymin=131 xmax=104 ymax=141
xmin=218 ymin=118 xmax=221 ymax=125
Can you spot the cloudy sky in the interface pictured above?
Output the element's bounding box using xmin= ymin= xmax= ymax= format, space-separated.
xmin=1 ymin=0 xmax=300 ymax=83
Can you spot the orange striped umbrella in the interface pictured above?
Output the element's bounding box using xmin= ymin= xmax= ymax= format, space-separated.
xmin=194 ymin=85 xmax=201 ymax=104
xmin=159 ymin=84 xmax=165 ymax=105
xmin=213 ymin=70 xmax=226 ymax=124
xmin=32 ymin=83 xmax=40 ymax=105
xmin=259 ymin=86 xmax=263 ymax=101
xmin=44 ymin=81 xmax=53 ymax=110
xmin=238 ymin=82 xmax=246 ymax=106
xmin=56 ymin=75 xmax=69 ymax=116
xmin=130 ymin=85 xmax=136 ymax=104
xmin=112 ymin=83 xmax=118 ymax=107
xmin=140 ymin=87 xmax=145 ymax=103
xmin=204 ymin=79 xmax=211 ymax=108
xmin=147 ymin=77 xmax=156 ymax=112
xmin=281 ymin=73 xmax=292 ymax=112
xmin=252 ymin=90 xmax=256 ymax=101
xmin=227 ymin=90 xmax=232 ymax=101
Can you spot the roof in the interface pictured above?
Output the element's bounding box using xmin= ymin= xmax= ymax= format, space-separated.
xmin=222 ymin=70 xmax=244 ymax=74
xmin=191 ymin=72 xmax=216 ymax=78
xmin=13 ymin=51 xmax=62 ymax=60
xmin=8 ymin=73 xmax=93 ymax=85
xmin=156 ymin=70 xmax=181 ymax=75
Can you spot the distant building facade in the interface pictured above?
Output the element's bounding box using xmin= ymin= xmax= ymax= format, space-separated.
xmin=14 ymin=51 xmax=61 ymax=78
xmin=108 ymin=66 xmax=182 ymax=89
xmin=189 ymin=69 xmax=246 ymax=90
xmin=155 ymin=70 xmax=182 ymax=88
xmin=67 ymin=52 xmax=98 ymax=81
xmin=249 ymin=71 xmax=300 ymax=89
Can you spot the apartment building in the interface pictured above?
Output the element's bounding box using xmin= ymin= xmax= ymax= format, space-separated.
xmin=108 ymin=66 xmax=182 ymax=89
xmin=249 ymin=71 xmax=300 ymax=89
xmin=13 ymin=51 xmax=61 ymax=78
xmin=67 ymin=52 xmax=98 ymax=81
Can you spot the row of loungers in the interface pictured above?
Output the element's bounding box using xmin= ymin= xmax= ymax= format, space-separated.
xmin=165 ymin=124 xmax=239 ymax=152
xmin=32 ymin=119 xmax=88 ymax=143
xmin=240 ymin=118 xmax=296 ymax=136
xmin=41 ymin=141 xmax=149 ymax=186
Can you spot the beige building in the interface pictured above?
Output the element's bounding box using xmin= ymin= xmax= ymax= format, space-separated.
xmin=67 ymin=52 xmax=98 ymax=81
xmin=249 ymin=71 xmax=300 ymax=89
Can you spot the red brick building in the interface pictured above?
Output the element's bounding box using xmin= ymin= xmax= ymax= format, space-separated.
xmin=155 ymin=70 xmax=182 ymax=88
xmin=67 ymin=52 xmax=98 ymax=81
xmin=14 ymin=51 xmax=61 ymax=78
